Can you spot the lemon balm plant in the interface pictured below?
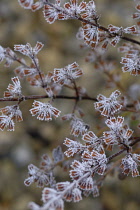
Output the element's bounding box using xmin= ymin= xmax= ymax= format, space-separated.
xmin=0 ymin=0 xmax=140 ymax=209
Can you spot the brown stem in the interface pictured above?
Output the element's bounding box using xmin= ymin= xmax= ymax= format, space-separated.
xmin=129 ymin=137 xmax=140 ymax=147
xmin=96 ymin=159 xmax=121 ymax=185
xmin=104 ymin=71 xmax=124 ymax=92
xmin=7 ymin=48 xmax=46 ymax=88
xmin=108 ymin=137 xmax=140 ymax=162
xmin=97 ymin=138 xmax=140 ymax=186
xmin=14 ymin=57 xmax=29 ymax=68
xmin=31 ymin=56 xmax=46 ymax=88
xmin=72 ymin=80 xmax=79 ymax=113
xmin=6 ymin=50 xmax=30 ymax=69
xmin=0 ymin=95 xmax=97 ymax=102
xmin=45 ymin=0 xmax=140 ymax=46
xmin=108 ymin=149 xmax=125 ymax=162
xmin=77 ymin=18 xmax=140 ymax=46
xmin=0 ymin=95 xmax=140 ymax=114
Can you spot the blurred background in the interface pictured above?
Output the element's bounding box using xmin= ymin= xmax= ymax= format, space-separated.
xmin=0 ymin=0 xmax=140 ymax=209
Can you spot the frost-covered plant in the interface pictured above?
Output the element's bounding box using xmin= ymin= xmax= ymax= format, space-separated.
xmin=0 ymin=0 xmax=140 ymax=209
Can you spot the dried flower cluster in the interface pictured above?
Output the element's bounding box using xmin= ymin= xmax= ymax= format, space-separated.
xmin=0 ymin=0 xmax=140 ymax=210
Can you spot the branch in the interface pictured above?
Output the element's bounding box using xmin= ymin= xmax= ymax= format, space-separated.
xmin=0 ymin=95 xmax=139 ymax=115
xmin=108 ymin=137 xmax=140 ymax=162
xmin=0 ymin=95 xmax=97 ymax=102
xmin=45 ymin=0 xmax=140 ymax=46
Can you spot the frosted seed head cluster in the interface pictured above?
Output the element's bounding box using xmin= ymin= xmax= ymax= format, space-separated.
xmin=0 ymin=0 xmax=140 ymax=210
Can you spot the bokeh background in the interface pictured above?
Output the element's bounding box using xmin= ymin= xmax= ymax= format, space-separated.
xmin=0 ymin=0 xmax=140 ymax=209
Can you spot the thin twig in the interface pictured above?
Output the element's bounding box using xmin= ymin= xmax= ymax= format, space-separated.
xmin=0 ymin=95 xmax=97 ymax=102
xmin=108 ymin=137 xmax=140 ymax=162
